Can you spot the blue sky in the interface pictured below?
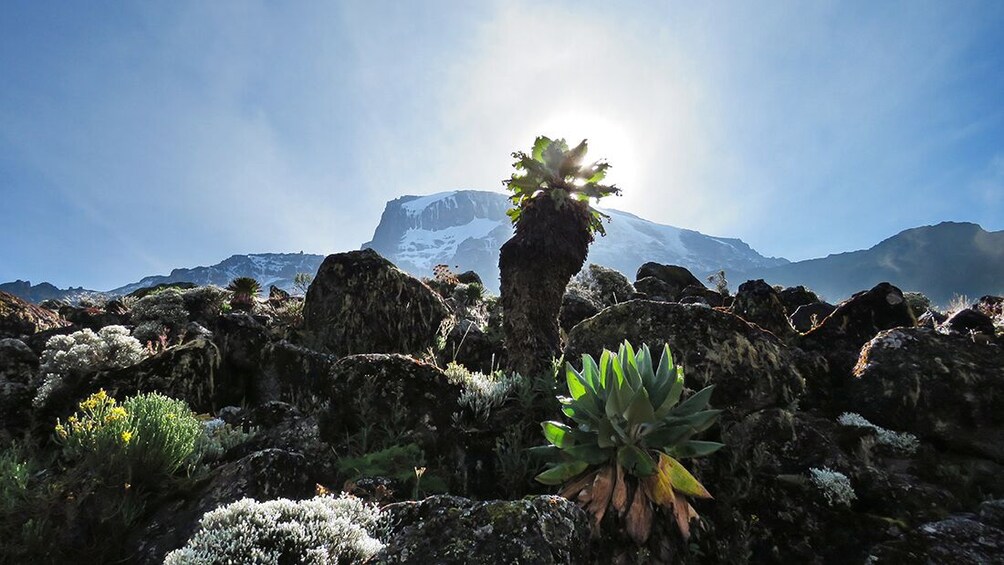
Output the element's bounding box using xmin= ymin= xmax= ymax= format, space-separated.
xmin=1 ymin=1 xmax=1002 ymax=290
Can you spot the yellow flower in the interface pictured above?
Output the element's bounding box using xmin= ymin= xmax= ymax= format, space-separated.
xmin=120 ymin=431 xmax=133 ymax=444
xmin=105 ymin=407 xmax=127 ymax=423
xmin=55 ymin=423 xmax=68 ymax=439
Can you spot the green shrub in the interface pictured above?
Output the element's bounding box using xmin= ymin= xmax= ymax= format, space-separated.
xmin=336 ymin=443 xmax=447 ymax=498
xmin=193 ymin=418 xmax=257 ymax=463
xmin=902 ymin=292 xmax=932 ymax=317
xmin=164 ymin=494 xmax=385 ymax=564
xmin=56 ymin=390 xmax=202 ymax=488
xmin=535 ymin=341 xmax=723 ymax=544
xmin=0 ymin=443 xmax=34 ymax=515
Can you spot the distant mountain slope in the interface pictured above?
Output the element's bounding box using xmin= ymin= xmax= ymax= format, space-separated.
xmin=363 ymin=190 xmax=788 ymax=291
xmin=0 ymin=280 xmax=99 ymax=303
xmin=109 ymin=253 xmax=325 ymax=296
xmin=739 ymin=222 xmax=1004 ymax=305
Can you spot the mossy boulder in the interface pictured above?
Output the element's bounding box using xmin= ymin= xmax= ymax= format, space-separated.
xmin=375 ymin=495 xmax=591 ymax=564
xmin=730 ymin=279 xmax=796 ymax=338
xmin=302 ymin=249 xmax=451 ymax=356
xmin=849 ymin=328 xmax=1004 ymax=463
xmin=789 ymin=302 xmax=836 ymax=333
xmin=564 ymin=300 xmax=807 ymax=415
xmin=867 ymin=501 xmax=1004 ymax=564
xmin=319 ymin=354 xmax=462 ymax=459
xmin=799 ymin=282 xmax=915 ymax=410
xmin=0 ymin=290 xmax=68 ymax=338
xmin=635 ymin=263 xmax=703 ymax=300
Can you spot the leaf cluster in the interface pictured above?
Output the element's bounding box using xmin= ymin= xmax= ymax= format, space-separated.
xmin=504 ymin=136 xmax=621 ymax=235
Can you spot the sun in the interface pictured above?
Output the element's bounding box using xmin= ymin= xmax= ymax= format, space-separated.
xmin=529 ymin=111 xmax=639 ymax=193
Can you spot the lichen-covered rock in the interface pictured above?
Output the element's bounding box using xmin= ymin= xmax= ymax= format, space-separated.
xmin=0 ymin=290 xmax=68 ymax=338
xmin=57 ymin=303 xmax=126 ymax=331
xmin=0 ymin=338 xmax=39 ymax=438
xmin=730 ymin=279 xmax=796 ymax=338
xmin=778 ymin=285 xmax=821 ymax=314
xmin=302 ymin=249 xmax=451 ymax=356
xmin=565 ymin=300 xmax=807 ymax=415
xmin=939 ymin=307 xmax=996 ymax=337
xmin=635 ymin=263 xmax=703 ymax=299
xmin=559 ymin=289 xmax=600 ymax=333
xmin=319 ymin=354 xmax=462 ymax=459
xmin=688 ymin=408 xmax=888 ymax=564
xmin=375 ymin=495 xmax=591 ymax=564
xmin=850 ymin=328 xmax=1004 ymax=463
xmin=577 ymin=264 xmax=634 ymax=308
xmin=799 ymin=283 xmax=915 ymax=410
xmin=867 ymin=508 xmax=1004 ymax=565
xmin=256 ymin=341 xmax=337 ymax=410
xmin=789 ymin=302 xmax=836 ymax=333
xmin=212 ymin=313 xmax=269 ymax=399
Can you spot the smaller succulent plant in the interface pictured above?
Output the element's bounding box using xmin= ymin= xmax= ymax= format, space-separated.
xmin=226 ymin=277 xmax=262 ymax=311
xmin=535 ymin=341 xmax=723 ymax=544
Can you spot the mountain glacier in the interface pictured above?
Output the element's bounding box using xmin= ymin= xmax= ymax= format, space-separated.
xmin=364 ymin=190 xmax=788 ymax=291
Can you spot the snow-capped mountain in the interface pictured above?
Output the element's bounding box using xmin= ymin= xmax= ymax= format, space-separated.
xmin=108 ymin=252 xmax=326 ymax=296
xmin=363 ymin=190 xmax=788 ymax=291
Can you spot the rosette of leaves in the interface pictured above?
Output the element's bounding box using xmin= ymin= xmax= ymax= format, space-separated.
xmin=505 ymin=136 xmax=621 ymax=236
xmin=534 ymin=341 xmax=723 ymax=544
xmin=226 ymin=277 xmax=261 ymax=311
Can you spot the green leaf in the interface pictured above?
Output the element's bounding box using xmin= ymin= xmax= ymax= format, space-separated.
xmin=642 ymin=424 xmax=696 ymax=449
xmin=665 ymin=409 xmax=722 ymax=434
xmin=542 ymin=421 xmax=575 ymax=448
xmin=580 ymin=354 xmax=600 ymax=391
xmin=617 ymin=445 xmax=657 ymax=476
xmin=673 ymin=385 xmax=716 ymax=417
xmin=623 ymin=386 xmax=656 ymax=425
xmin=531 ymin=136 xmax=552 ymax=162
xmin=636 ymin=345 xmax=655 ymax=392
xmin=598 ymin=349 xmax=612 ymax=390
xmin=565 ymin=365 xmax=589 ymax=401
xmin=535 ymin=460 xmax=588 ymax=485
xmin=564 ymin=443 xmax=612 ymax=465
xmin=597 ymin=418 xmax=618 ymax=448
xmin=559 ymin=139 xmax=589 ymax=178
xmin=669 ymin=441 xmax=725 ymax=458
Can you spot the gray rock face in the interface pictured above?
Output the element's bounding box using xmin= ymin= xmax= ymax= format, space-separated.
xmin=850 ymin=327 xmax=1004 ymax=463
xmin=302 ymin=249 xmax=451 ymax=356
xmin=375 ymin=495 xmax=591 ymax=564
xmin=565 ymin=300 xmax=807 ymax=415
xmin=939 ymin=307 xmax=996 ymax=336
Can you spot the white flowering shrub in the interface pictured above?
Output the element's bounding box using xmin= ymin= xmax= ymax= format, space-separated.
xmin=809 ymin=467 xmax=856 ymax=507
xmin=164 ymin=494 xmax=385 ymax=565
xmin=837 ymin=412 xmax=920 ymax=455
xmin=446 ymin=362 xmax=521 ymax=423
xmin=131 ymin=289 xmax=189 ymax=343
xmin=33 ymin=326 xmax=147 ymax=407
